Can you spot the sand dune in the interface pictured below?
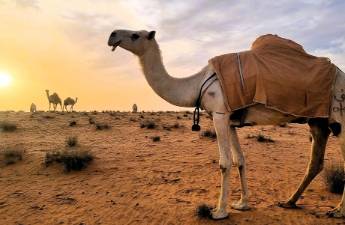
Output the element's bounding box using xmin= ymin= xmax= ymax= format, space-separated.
xmin=0 ymin=111 xmax=343 ymax=225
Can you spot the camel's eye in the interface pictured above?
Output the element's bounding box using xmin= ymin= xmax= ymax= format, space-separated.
xmin=131 ymin=33 xmax=140 ymax=41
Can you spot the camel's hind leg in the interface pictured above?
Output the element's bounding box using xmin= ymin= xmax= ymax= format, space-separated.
xmin=229 ymin=127 xmax=250 ymax=210
xmin=278 ymin=118 xmax=330 ymax=208
xmin=327 ymin=127 xmax=345 ymax=217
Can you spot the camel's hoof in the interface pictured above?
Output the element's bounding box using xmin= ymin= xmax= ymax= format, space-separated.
xmin=211 ymin=209 xmax=229 ymax=220
xmin=277 ymin=201 xmax=300 ymax=209
xmin=327 ymin=208 xmax=345 ymax=218
xmin=231 ymin=201 xmax=251 ymax=211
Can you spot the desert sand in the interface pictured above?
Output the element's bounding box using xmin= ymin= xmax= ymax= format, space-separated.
xmin=0 ymin=111 xmax=344 ymax=225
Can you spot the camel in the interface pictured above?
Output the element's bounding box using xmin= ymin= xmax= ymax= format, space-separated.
xmin=63 ymin=97 xmax=78 ymax=112
xmin=45 ymin=90 xmax=62 ymax=112
xmin=108 ymin=29 xmax=345 ymax=219
xmin=30 ymin=103 xmax=36 ymax=113
xmin=132 ymin=104 xmax=138 ymax=113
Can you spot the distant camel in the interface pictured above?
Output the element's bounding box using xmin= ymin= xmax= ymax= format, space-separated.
xmin=45 ymin=90 xmax=62 ymax=112
xmin=64 ymin=97 xmax=78 ymax=112
xmin=132 ymin=104 xmax=138 ymax=113
xmin=30 ymin=103 xmax=36 ymax=112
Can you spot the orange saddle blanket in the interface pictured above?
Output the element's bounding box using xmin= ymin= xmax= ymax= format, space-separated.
xmin=209 ymin=34 xmax=337 ymax=118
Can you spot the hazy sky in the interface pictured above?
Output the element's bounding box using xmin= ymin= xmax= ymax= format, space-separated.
xmin=0 ymin=0 xmax=344 ymax=111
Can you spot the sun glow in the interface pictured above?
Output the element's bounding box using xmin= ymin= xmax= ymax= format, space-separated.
xmin=0 ymin=72 xmax=12 ymax=87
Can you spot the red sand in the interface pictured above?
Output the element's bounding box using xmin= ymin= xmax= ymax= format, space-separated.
xmin=0 ymin=111 xmax=343 ymax=225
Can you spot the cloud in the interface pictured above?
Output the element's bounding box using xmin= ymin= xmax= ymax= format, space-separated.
xmin=15 ymin=0 xmax=39 ymax=10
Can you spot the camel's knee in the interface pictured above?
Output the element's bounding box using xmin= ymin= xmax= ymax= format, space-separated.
xmin=232 ymin=154 xmax=245 ymax=168
xmin=308 ymin=160 xmax=324 ymax=177
xmin=219 ymin=159 xmax=231 ymax=172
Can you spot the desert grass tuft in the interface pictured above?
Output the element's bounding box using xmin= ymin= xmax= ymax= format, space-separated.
xmin=88 ymin=117 xmax=95 ymax=124
xmin=196 ymin=204 xmax=213 ymax=219
xmin=0 ymin=121 xmax=17 ymax=132
xmin=95 ymin=123 xmax=111 ymax=130
xmin=247 ymin=133 xmax=274 ymax=143
xmin=324 ymin=164 xmax=344 ymax=194
xmin=66 ymin=136 xmax=78 ymax=147
xmin=69 ymin=121 xmax=77 ymax=127
xmin=201 ymin=129 xmax=217 ymax=139
xmin=151 ymin=136 xmax=161 ymax=142
xmin=1 ymin=148 xmax=23 ymax=165
xmin=140 ymin=120 xmax=157 ymax=129
xmin=45 ymin=149 xmax=93 ymax=172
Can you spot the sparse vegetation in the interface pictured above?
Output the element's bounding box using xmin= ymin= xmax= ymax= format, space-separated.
xmin=43 ymin=115 xmax=55 ymax=119
xmin=66 ymin=136 xmax=78 ymax=147
xmin=45 ymin=149 xmax=93 ymax=172
xmin=95 ymin=123 xmax=111 ymax=130
xmin=324 ymin=164 xmax=344 ymax=194
xmin=69 ymin=121 xmax=77 ymax=127
xmin=247 ymin=133 xmax=274 ymax=143
xmin=151 ymin=136 xmax=161 ymax=142
xmin=196 ymin=204 xmax=212 ymax=219
xmin=129 ymin=117 xmax=137 ymax=122
xmin=140 ymin=120 xmax=157 ymax=129
xmin=0 ymin=121 xmax=17 ymax=132
xmin=1 ymin=148 xmax=23 ymax=165
xmin=88 ymin=117 xmax=95 ymax=124
xmin=201 ymin=129 xmax=217 ymax=139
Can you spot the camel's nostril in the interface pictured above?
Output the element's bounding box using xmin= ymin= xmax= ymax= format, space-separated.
xmin=110 ymin=32 xmax=117 ymax=37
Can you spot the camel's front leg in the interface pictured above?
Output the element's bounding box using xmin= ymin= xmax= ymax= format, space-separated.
xmin=211 ymin=112 xmax=231 ymax=220
xmin=229 ymin=127 xmax=250 ymax=210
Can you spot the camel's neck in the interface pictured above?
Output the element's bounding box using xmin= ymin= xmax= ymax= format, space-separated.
xmin=139 ymin=41 xmax=205 ymax=108
xmin=46 ymin=92 xmax=51 ymax=102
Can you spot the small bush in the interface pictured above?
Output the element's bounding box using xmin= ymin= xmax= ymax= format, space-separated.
xmin=129 ymin=117 xmax=137 ymax=122
xmin=95 ymin=123 xmax=111 ymax=130
xmin=177 ymin=116 xmax=182 ymax=120
xmin=1 ymin=149 xmax=23 ymax=165
xmin=196 ymin=204 xmax=212 ymax=219
xmin=151 ymin=136 xmax=161 ymax=142
xmin=66 ymin=136 xmax=78 ymax=147
xmin=247 ymin=134 xmax=274 ymax=143
xmin=140 ymin=120 xmax=157 ymax=129
xmin=201 ymin=129 xmax=217 ymax=139
xmin=324 ymin=165 xmax=344 ymax=194
xmin=88 ymin=117 xmax=95 ymax=124
xmin=43 ymin=115 xmax=55 ymax=119
xmin=45 ymin=149 xmax=93 ymax=172
xmin=69 ymin=121 xmax=77 ymax=127
xmin=0 ymin=122 xmax=17 ymax=132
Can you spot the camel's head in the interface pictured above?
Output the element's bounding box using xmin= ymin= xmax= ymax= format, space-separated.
xmin=108 ymin=29 xmax=156 ymax=56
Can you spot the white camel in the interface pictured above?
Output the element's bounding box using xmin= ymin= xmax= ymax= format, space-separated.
xmin=30 ymin=103 xmax=36 ymax=113
xmin=45 ymin=90 xmax=62 ymax=112
xmin=132 ymin=104 xmax=138 ymax=113
xmin=63 ymin=97 xmax=78 ymax=112
xmin=108 ymin=29 xmax=345 ymax=219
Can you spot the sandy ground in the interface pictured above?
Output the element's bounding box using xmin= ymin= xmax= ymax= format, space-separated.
xmin=0 ymin=111 xmax=345 ymax=225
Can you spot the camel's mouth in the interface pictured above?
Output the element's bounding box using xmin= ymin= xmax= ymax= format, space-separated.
xmin=109 ymin=40 xmax=121 ymax=51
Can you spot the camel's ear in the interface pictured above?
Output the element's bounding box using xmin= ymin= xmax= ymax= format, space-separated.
xmin=148 ymin=31 xmax=156 ymax=40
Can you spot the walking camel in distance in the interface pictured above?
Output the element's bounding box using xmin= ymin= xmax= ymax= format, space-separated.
xmin=63 ymin=97 xmax=78 ymax=112
xmin=30 ymin=103 xmax=36 ymax=113
xmin=108 ymin=29 xmax=345 ymax=219
xmin=132 ymin=103 xmax=138 ymax=113
xmin=45 ymin=90 xmax=62 ymax=112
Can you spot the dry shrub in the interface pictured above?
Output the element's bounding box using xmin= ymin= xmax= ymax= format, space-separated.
xmin=1 ymin=148 xmax=23 ymax=165
xmin=196 ymin=204 xmax=213 ymax=219
xmin=66 ymin=136 xmax=78 ymax=147
xmin=129 ymin=117 xmax=137 ymax=122
xmin=247 ymin=133 xmax=274 ymax=143
xmin=140 ymin=120 xmax=157 ymax=129
xmin=88 ymin=117 xmax=95 ymax=124
xmin=0 ymin=121 xmax=17 ymax=132
xmin=324 ymin=164 xmax=344 ymax=194
xmin=45 ymin=149 xmax=93 ymax=172
xmin=201 ymin=129 xmax=217 ymax=139
xmin=151 ymin=136 xmax=161 ymax=142
xmin=95 ymin=123 xmax=111 ymax=130
xmin=69 ymin=121 xmax=77 ymax=127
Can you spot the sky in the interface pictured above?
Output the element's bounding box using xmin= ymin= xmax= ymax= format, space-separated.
xmin=0 ymin=0 xmax=344 ymax=111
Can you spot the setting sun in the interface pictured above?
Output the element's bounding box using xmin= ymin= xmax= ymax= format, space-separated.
xmin=0 ymin=72 xmax=12 ymax=87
